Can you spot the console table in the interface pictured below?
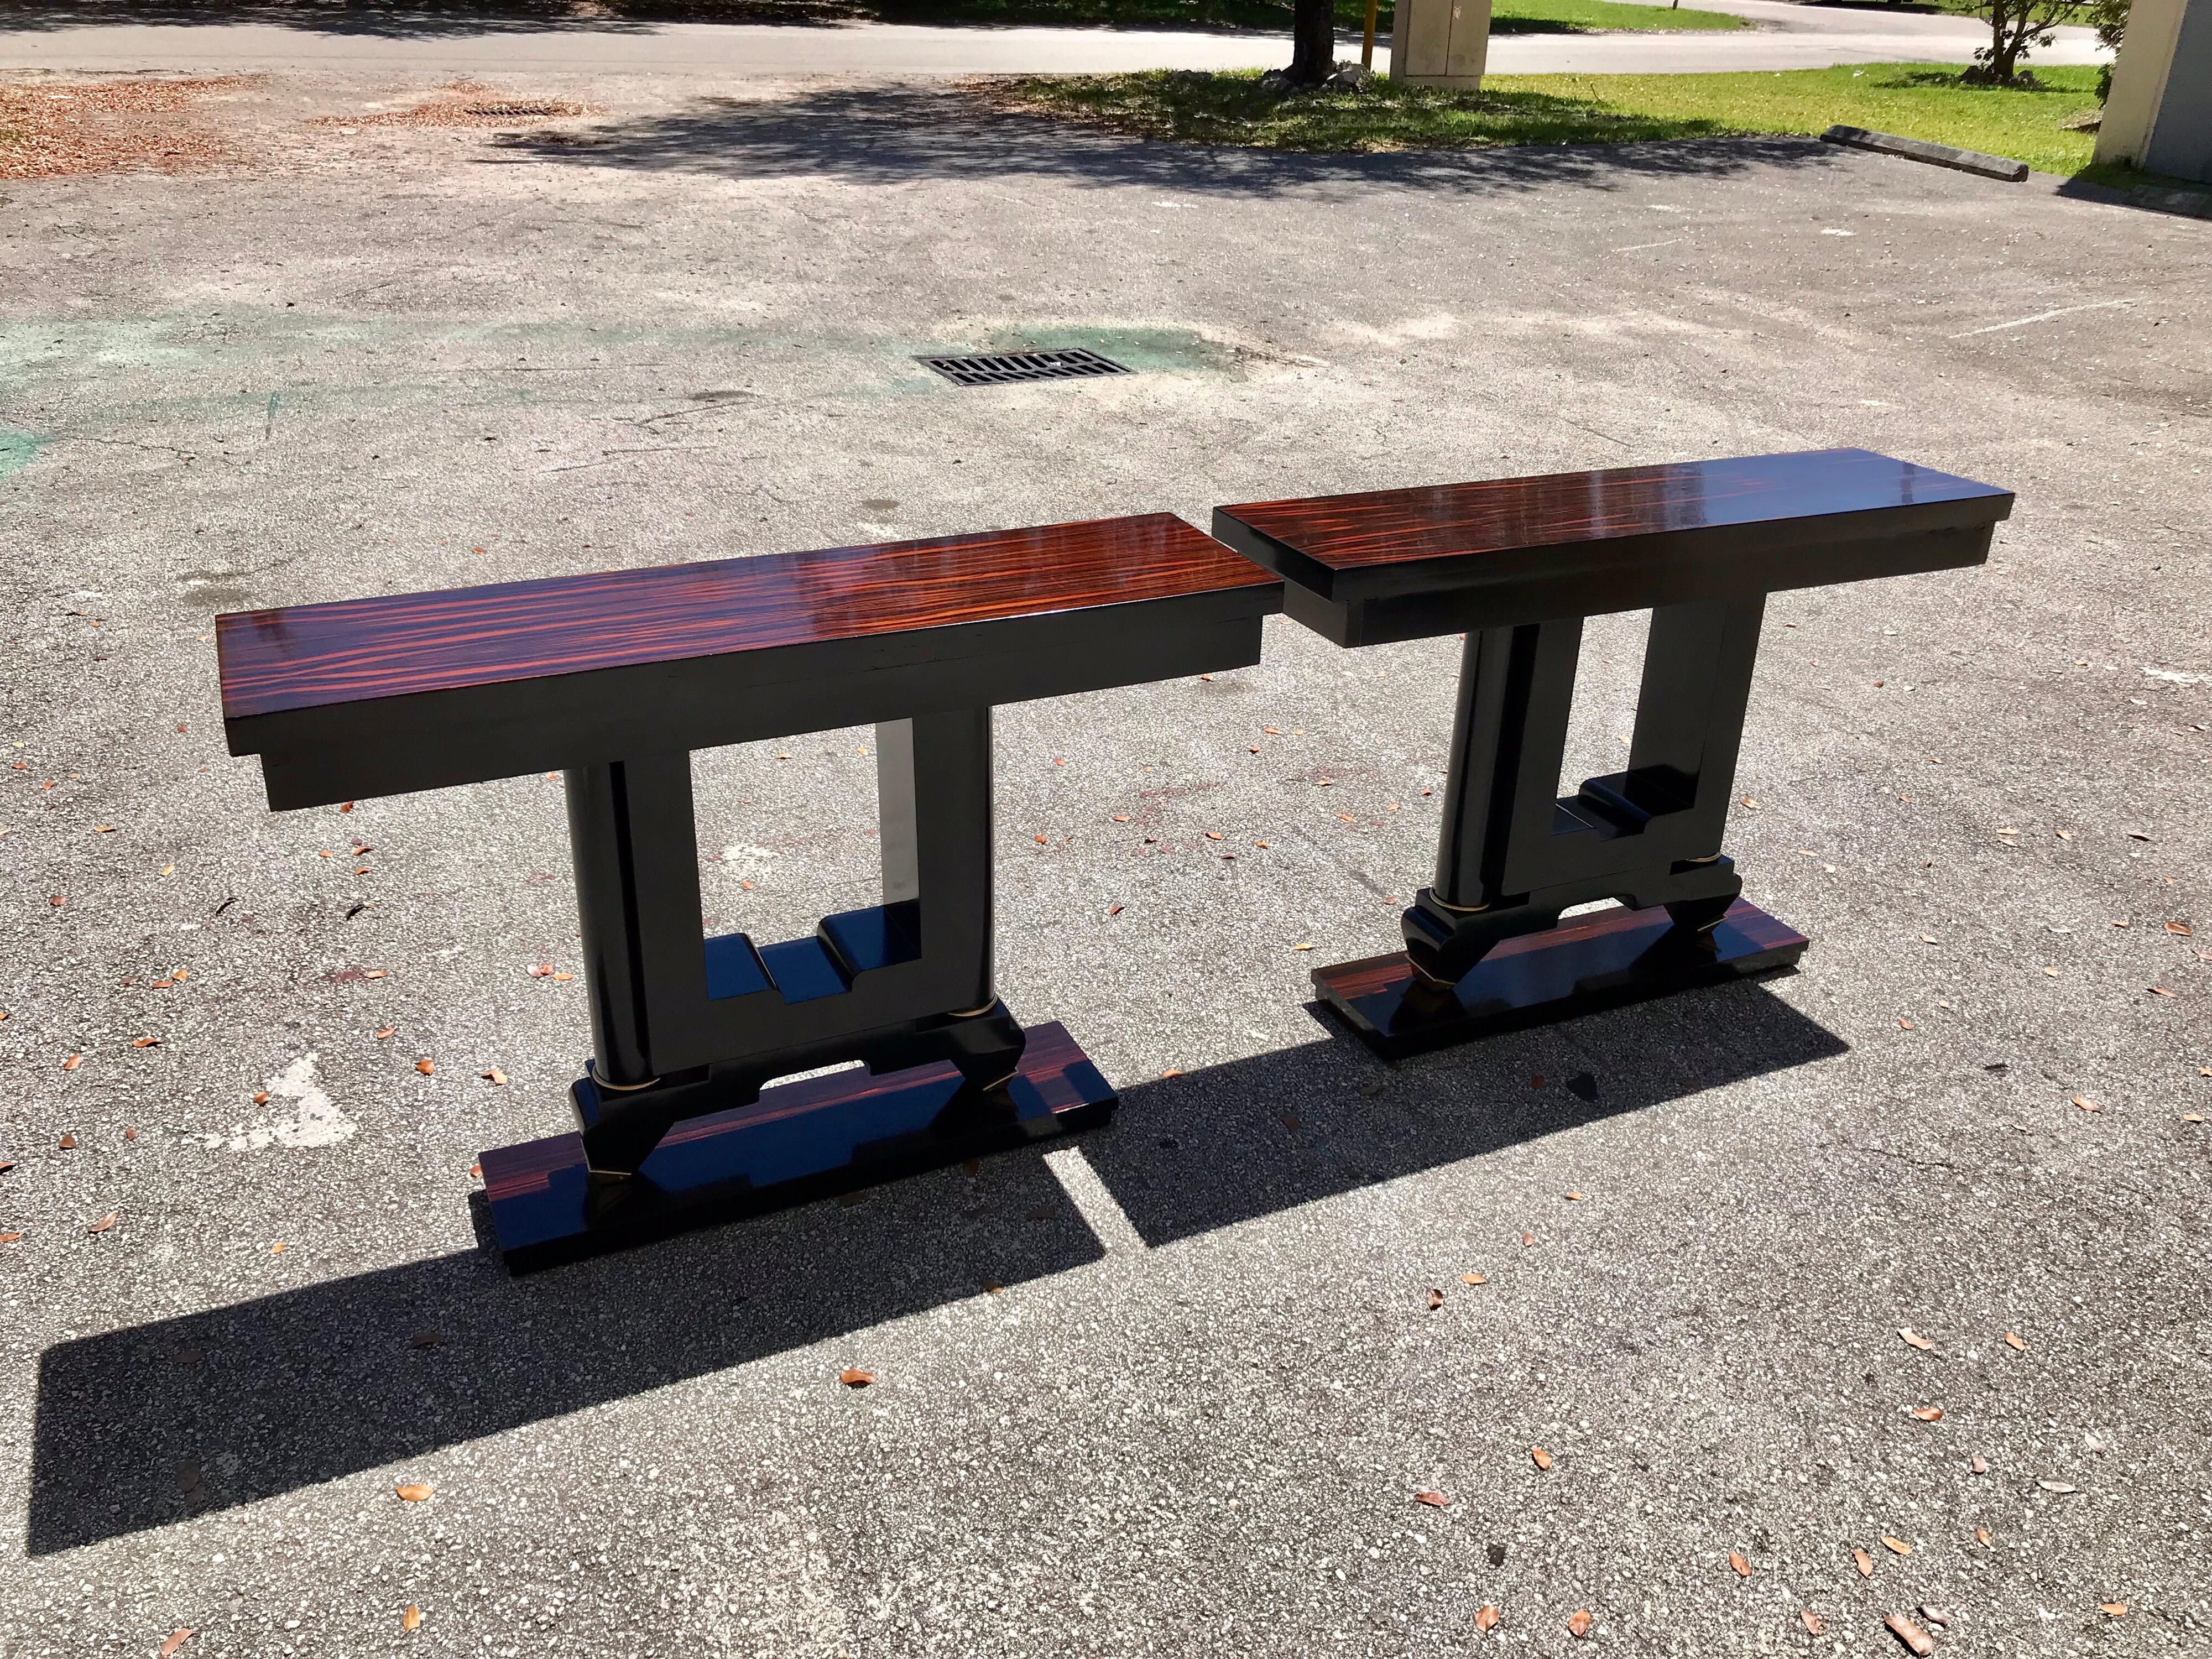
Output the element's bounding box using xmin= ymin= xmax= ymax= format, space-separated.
xmin=221 ymin=516 xmax=1282 ymax=1266
xmin=1212 ymin=448 xmax=2012 ymax=1058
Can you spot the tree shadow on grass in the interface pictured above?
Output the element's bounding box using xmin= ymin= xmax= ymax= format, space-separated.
xmin=481 ymin=81 xmax=1841 ymax=196
xmin=0 ymin=0 xmax=1625 ymax=35
xmin=28 ymin=974 xmax=1842 ymax=1556
xmin=0 ymin=0 xmax=836 ymax=36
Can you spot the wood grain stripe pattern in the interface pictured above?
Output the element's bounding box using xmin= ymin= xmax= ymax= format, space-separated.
xmin=1217 ymin=449 xmax=2011 ymax=575
xmin=219 ymin=514 xmax=1272 ymax=721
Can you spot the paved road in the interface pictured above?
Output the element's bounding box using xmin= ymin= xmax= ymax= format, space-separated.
xmin=0 ymin=2 xmax=2107 ymax=76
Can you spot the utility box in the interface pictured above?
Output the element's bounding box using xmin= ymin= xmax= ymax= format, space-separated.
xmin=2095 ymin=0 xmax=2212 ymax=183
xmin=1390 ymin=0 xmax=1495 ymax=88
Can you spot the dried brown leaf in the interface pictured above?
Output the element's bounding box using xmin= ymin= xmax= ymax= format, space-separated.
xmin=2004 ymin=1331 xmax=2026 ymax=1352
xmin=415 ymin=1058 xmax=435 ymax=1076
xmin=0 ymin=1232 xmax=22 ymax=1244
xmin=58 ymin=1132 xmax=78 ymax=1149
xmin=1884 ymin=1613 xmax=1934 ymax=1656
xmin=1975 ymin=1526 xmax=1992 ymax=1546
xmin=252 ymin=1090 xmax=269 ymax=1105
xmin=158 ymin=1631 xmax=194 ymax=1658
xmin=1460 ymin=1272 xmax=1487 ymax=1286
xmin=1911 ymin=1407 xmax=1944 ymax=1422
xmin=1530 ymin=1448 xmax=1553 ymax=1472
xmin=1881 ymin=1535 xmax=1913 ymax=1556
xmin=2100 ymin=1603 xmax=2126 ymax=1617
xmin=1900 ymin=1328 xmax=1934 ymax=1350
xmin=402 ymin=1605 xmax=422 ymax=1631
xmin=87 ymin=1212 xmax=117 ymax=1234
xmin=1566 ymin=1609 xmax=1594 ymax=1640
xmin=1728 ymin=1551 xmax=1751 ymax=1578
xmin=1799 ymin=1609 xmax=1824 ymax=1636
xmin=839 ymin=1367 xmax=875 ymax=1387
xmin=395 ymin=1482 xmax=434 ymax=1502
xmin=1853 ymin=1548 xmax=1875 ymax=1578
xmin=2168 ymin=921 xmax=2192 ymax=936
xmin=1520 ymin=1231 xmax=1535 ymax=1246
xmin=481 ymin=1068 xmax=506 ymax=1086
xmin=1473 ymin=1604 xmax=1500 ymax=1632
xmin=61 ymin=1055 xmax=82 ymax=1073
xmin=133 ymin=1036 xmax=161 ymax=1048
xmin=2071 ymin=1095 xmax=2100 ymax=1113
xmin=1413 ymin=1489 xmax=1449 ymax=1507
xmin=1426 ymin=1287 xmax=1444 ymax=1310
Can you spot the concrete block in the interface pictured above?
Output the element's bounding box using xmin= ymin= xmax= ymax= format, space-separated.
xmin=1822 ymin=124 xmax=2031 ymax=182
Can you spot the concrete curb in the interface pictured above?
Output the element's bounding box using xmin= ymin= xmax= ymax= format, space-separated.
xmin=1821 ymin=123 xmax=2030 ymax=182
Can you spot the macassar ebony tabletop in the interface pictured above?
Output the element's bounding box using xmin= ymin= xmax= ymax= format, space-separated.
xmin=220 ymin=513 xmax=1282 ymax=809
xmin=1212 ymin=447 xmax=2013 ymax=645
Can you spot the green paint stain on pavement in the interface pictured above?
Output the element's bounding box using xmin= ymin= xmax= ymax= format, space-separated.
xmin=0 ymin=427 xmax=38 ymax=479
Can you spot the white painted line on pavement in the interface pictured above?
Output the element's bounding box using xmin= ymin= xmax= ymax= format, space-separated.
xmin=1951 ymin=298 xmax=2137 ymax=337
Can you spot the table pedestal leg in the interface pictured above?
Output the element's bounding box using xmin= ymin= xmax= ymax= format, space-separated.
xmin=1317 ymin=600 xmax=1808 ymax=1057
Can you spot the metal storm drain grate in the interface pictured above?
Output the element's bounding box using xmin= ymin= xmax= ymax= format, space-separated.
xmin=917 ymin=349 xmax=1132 ymax=388
xmin=465 ymin=102 xmax=573 ymax=118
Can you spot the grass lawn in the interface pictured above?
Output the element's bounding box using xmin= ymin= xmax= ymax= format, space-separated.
xmin=1482 ymin=0 xmax=1746 ymax=33
xmin=979 ymin=62 xmax=2109 ymax=176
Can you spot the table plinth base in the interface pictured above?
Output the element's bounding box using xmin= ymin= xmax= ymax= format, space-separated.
xmin=1312 ymin=898 xmax=1808 ymax=1062
xmin=479 ymin=1021 xmax=1115 ymax=1271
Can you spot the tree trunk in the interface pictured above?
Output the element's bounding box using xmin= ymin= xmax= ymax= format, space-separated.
xmin=1288 ymin=0 xmax=1337 ymax=82
xmin=1987 ymin=4 xmax=2023 ymax=78
xmin=1975 ymin=0 xmax=2033 ymax=81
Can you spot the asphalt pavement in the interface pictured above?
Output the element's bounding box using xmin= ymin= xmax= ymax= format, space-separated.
xmin=0 ymin=67 xmax=2206 ymax=1659
xmin=0 ymin=0 xmax=2110 ymax=76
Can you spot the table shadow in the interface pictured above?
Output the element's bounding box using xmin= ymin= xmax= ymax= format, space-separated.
xmin=27 ymin=974 xmax=1841 ymax=1556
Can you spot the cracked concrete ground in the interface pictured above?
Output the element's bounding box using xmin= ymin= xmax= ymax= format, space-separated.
xmin=0 ymin=67 xmax=2208 ymax=1659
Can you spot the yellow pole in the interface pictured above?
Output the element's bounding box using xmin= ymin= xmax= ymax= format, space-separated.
xmin=1362 ymin=0 xmax=1379 ymax=69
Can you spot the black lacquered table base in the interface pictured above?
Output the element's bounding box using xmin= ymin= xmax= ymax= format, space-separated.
xmin=1311 ymin=898 xmax=1808 ymax=1062
xmin=479 ymin=1022 xmax=1115 ymax=1271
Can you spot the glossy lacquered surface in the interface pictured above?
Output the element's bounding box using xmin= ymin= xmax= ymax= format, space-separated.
xmin=1217 ymin=449 xmax=2011 ymax=588
xmin=219 ymin=514 xmax=1275 ymax=723
xmin=1313 ymin=898 xmax=1808 ymax=1062
xmin=479 ymin=1021 xmax=1116 ymax=1270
